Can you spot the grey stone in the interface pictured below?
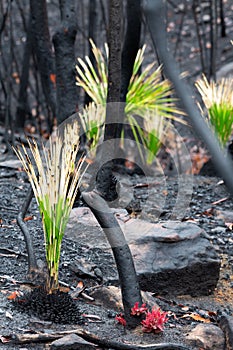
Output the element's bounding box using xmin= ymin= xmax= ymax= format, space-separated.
xmin=68 ymin=209 xmax=220 ymax=297
xmin=50 ymin=334 xmax=96 ymax=350
xmin=128 ymin=222 xmax=220 ymax=296
xmin=90 ymin=285 xmax=159 ymax=311
xmin=219 ymin=313 xmax=233 ymax=350
xmin=186 ymin=324 xmax=225 ymax=350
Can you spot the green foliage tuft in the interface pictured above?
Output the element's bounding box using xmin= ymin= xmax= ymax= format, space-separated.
xmin=196 ymin=75 xmax=233 ymax=147
xmin=13 ymin=121 xmax=88 ymax=293
xmin=76 ymin=41 xmax=185 ymax=164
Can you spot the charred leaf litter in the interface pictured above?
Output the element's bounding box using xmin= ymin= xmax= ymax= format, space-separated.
xmin=1 ymin=162 xmax=233 ymax=349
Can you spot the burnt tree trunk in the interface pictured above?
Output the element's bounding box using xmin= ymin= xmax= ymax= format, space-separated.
xmin=53 ymin=0 xmax=79 ymax=125
xmin=95 ymin=0 xmax=123 ymax=198
xmin=87 ymin=0 xmax=143 ymax=329
xmin=30 ymin=0 xmax=56 ymax=125
xmin=82 ymin=192 xmax=143 ymax=329
xmin=16 ymin=16 xmax=32 ymax=129
xmin=120 ymin=0 xmax=141 ymax=103
xmin=84 ymin=0 xmax=97 ymax=106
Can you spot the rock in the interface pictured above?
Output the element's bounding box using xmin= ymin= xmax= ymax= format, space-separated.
xmin=90 ymin=285 xmax=159 ymax=311
xmin=121 ymin=221 xmax=220 ymax=296
xmin=89 ymin=285 xmax=123 ymax=311
xmin=50 ymin=334 xmax=96 ymax=350
xmin=68 ymin=209 xmax=220 ymax=297
xmin=219 ymin=313 xmax=233 ymax=350
xmin=186 ymin=324 xmax=225 ymax=350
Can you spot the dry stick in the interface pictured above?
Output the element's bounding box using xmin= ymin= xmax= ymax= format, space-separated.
xmin=144 ymin=0 xmax=233 ymax=196
xmin=82 ymin=191 xmax=143 ymax=328
xmin=12 ymin=328 xmax=190 ymax=350
xmin=17 ymin=187 xmax=38 ymax=272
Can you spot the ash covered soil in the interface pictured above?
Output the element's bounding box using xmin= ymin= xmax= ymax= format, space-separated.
xmin=0 ymin=1 xmax=233 ymax=349
xmin=0 ymin=164 xmax=233 ymax=350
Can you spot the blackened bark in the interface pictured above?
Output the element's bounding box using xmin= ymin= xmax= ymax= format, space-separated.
xmin=30 ymin=0 xmax=56 ymax=121
xmin=116 ymin=0 xmax=142 ymax=141
xmin=17 ymin=188 xmax=38 ymax=273
xmin=104 ymin=0 xmax=122 ymax=141
xmin=209 ymin=0 xmax=217 ymax=79
xmin=82 ymin=191 xmax=143 ymax=328
xmin=95 ymin=0 xmax=123 ymax=198
xmin=53 ymin=0 xmax=79 ymax=125
xmin=84 ymin=0 xmax=97 ymax=106
xmin=219 ymin=0 xmax=226 ymax=37
xmin=120 ymin=0 xmax=141 ymax=103
xmin=16 ymin=17 xmax=32 ymax=129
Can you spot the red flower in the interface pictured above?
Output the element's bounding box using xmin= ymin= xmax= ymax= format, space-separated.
xmin=131 ymin=302 xmax=148 ymax=316
xmin=141 ymin=307 xmax=168 ymax=333
xmin=115 ymin=313 xmax=126 ymax=327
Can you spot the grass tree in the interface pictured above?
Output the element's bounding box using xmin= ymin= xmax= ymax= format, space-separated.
xmin=76 ymin=42 xmax=185 ymax=163
xmin=196 ymin=75 xmax=233 ymax=147
xmin=13 ymin=121 xmax=87 ymax=293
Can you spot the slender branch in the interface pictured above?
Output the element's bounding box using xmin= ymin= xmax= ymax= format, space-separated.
xmin=144 ymin=0 xmax=233 ymax=195
xmin=17 ymin=187 xmax=38 ymax=272
xmin=11 ymin=327 xmax=190 ymax=349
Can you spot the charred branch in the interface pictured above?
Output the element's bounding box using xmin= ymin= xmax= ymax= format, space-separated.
xmin=11 ymin=328 xmax=190 ymax=349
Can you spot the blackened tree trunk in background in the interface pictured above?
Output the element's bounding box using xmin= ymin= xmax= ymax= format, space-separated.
xmin=84 ymin=0 xmax=97 ymax=106
xmin=120 ymin=0 xmax=141 ymax=103
xmin=104 ymin=0 xmax=122 ymax=138
xmin=95 ymin=0 xmax=123 ymax=198
xmin=116 ymin=0 xmax=141 ymax=142
xmin=91 ymin=0 xmax=143 ymax=329
xmin=53 ymin=0 xmax=79 ymax=125
xmin=30 ymin=0 xmax=56 ymax=127
xmin=16 ymin=17 xmax=32 ymax=129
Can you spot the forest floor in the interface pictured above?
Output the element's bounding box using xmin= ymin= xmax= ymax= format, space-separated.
xmin=0 ymin=166 xmax=233 ymax=349
xmin=1 ymin=0 xmax=233 ymax=349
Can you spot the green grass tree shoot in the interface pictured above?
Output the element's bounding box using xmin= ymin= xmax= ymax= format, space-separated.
xmin=13 ymin=121 xmax=87 ymax=293
xmin=76 ymin=41 xmax=185 ymax=164
xmin=196 ymin=75 xmax=233 ymax=147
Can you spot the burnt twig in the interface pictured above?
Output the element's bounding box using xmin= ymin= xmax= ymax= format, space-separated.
xmin=11 ymin=328 xmax=190 ymax=349
xmin=17 ymin=187 xmax=38 ymax=272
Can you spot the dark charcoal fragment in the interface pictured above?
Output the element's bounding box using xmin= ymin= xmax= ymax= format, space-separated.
xmin=13 ymin=287 xmax=83 ymax=324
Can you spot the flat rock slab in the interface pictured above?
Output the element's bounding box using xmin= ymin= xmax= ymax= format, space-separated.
xmin=67 ymin=208 xmax=220 ymax=297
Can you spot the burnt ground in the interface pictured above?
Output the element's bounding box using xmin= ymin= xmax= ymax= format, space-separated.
xmin=0 ymin=161 xmax=233 ymax=349
xmin=0 ymin=1 xmax=233 ymax=349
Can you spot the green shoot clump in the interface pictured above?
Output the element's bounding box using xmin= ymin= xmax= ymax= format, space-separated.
xmin=13 ymin=121 xmax=87 ymax=293
xmin=196 ymin=75 xmax=233 ymax=147
xmin=76 ymin=41 xmax=186 ymax=164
